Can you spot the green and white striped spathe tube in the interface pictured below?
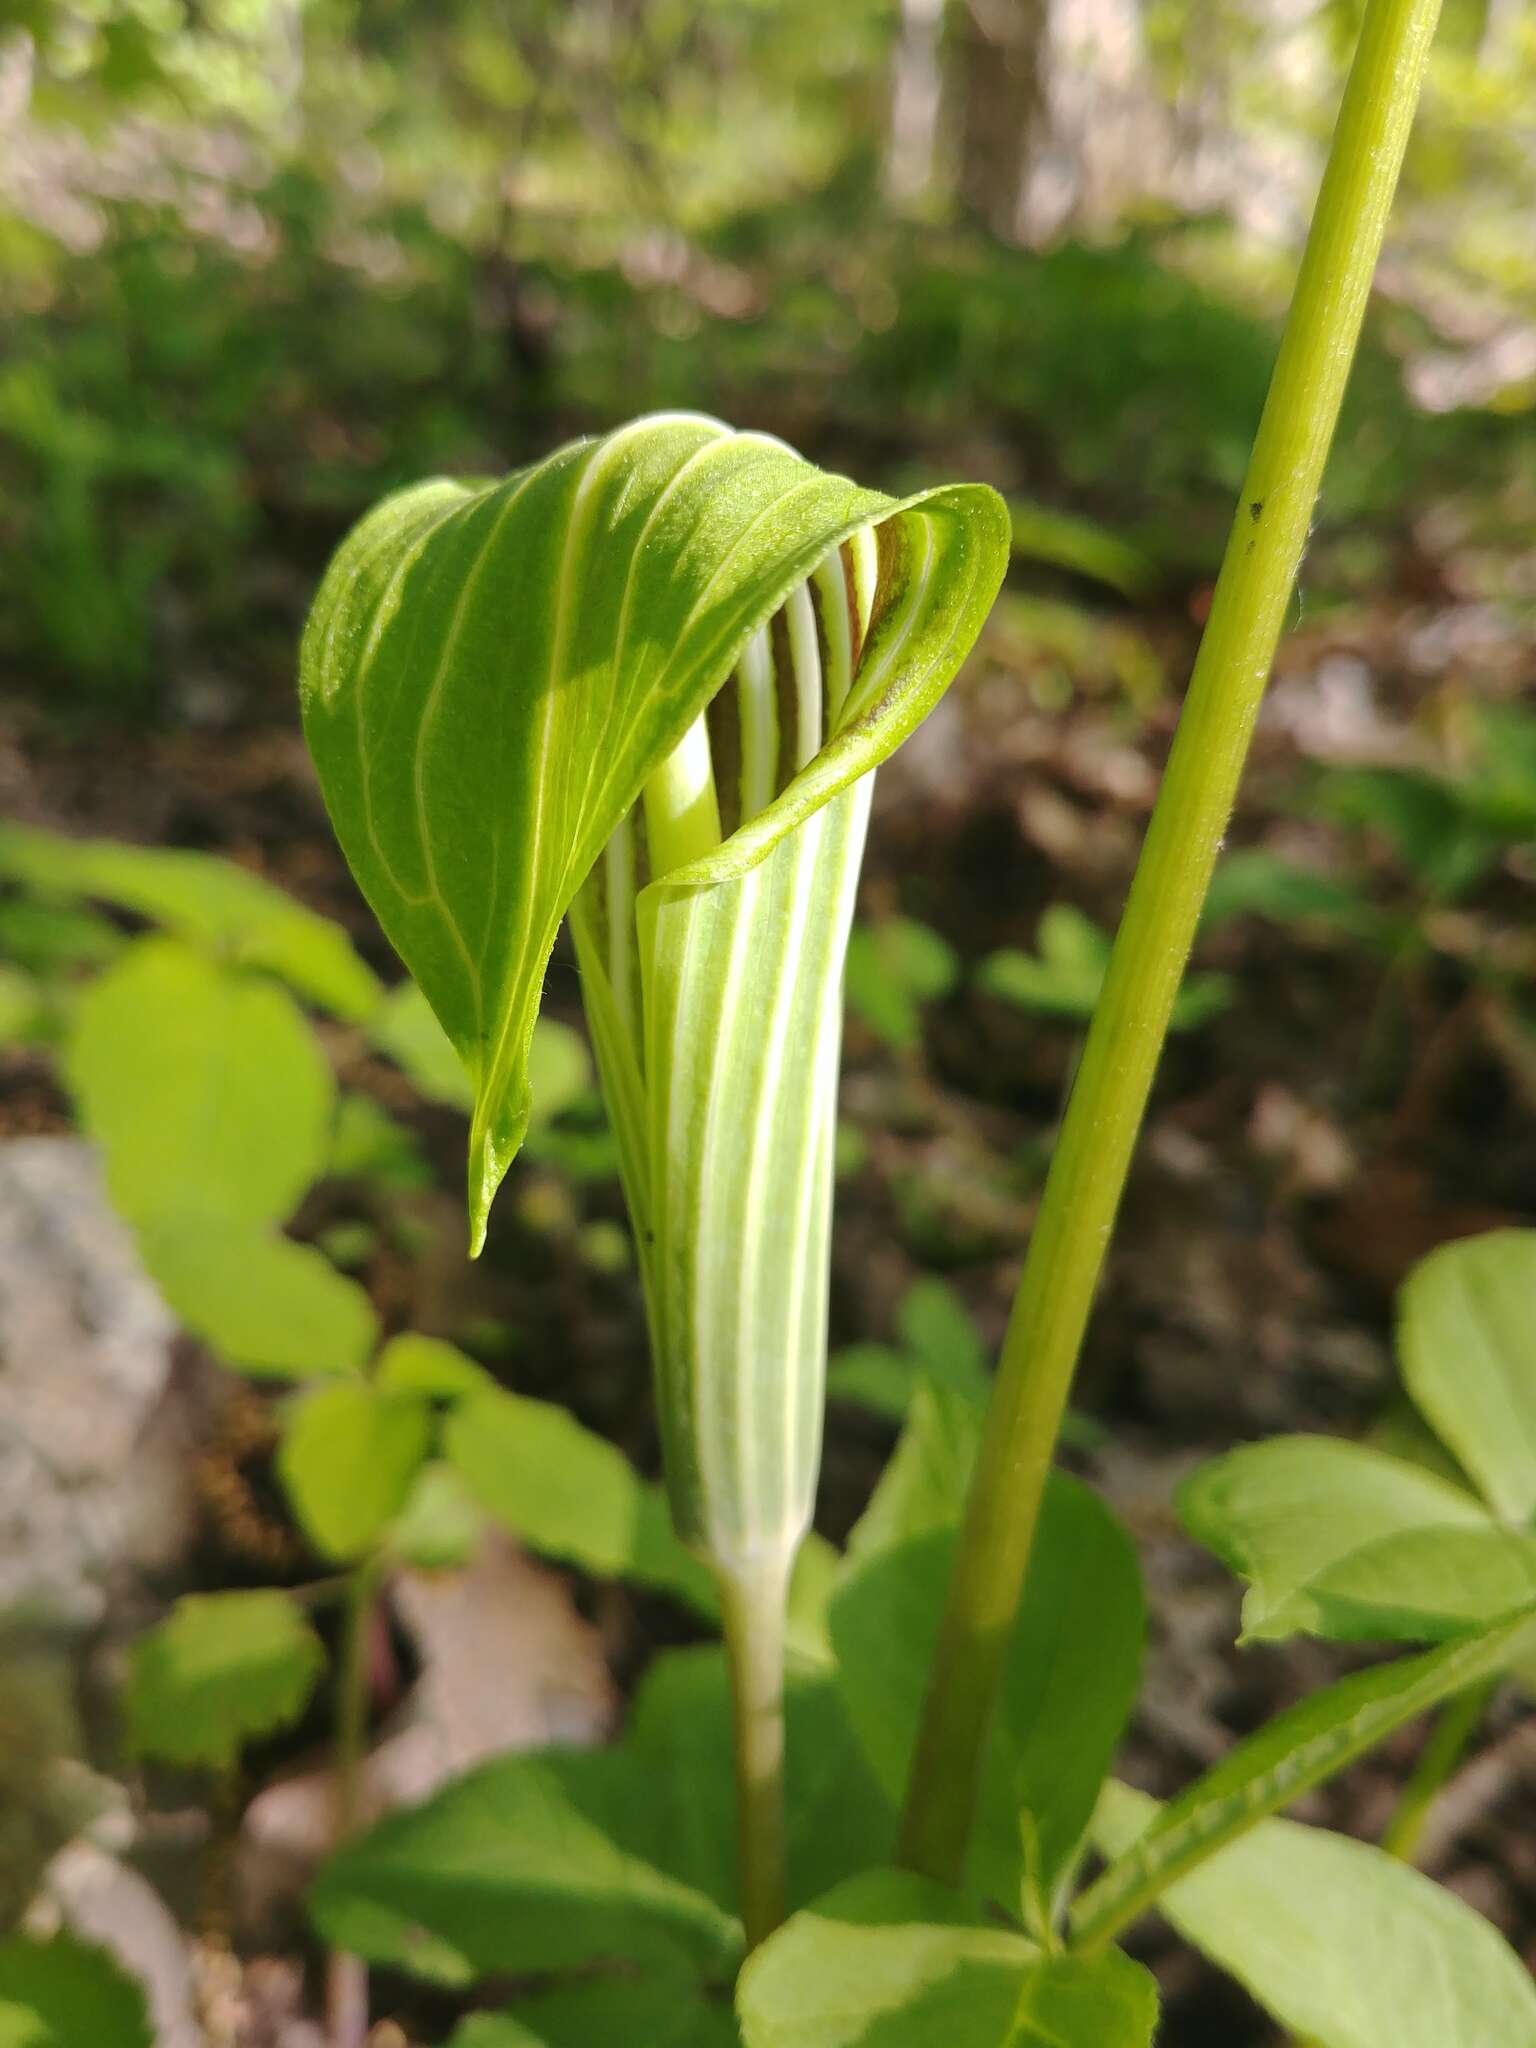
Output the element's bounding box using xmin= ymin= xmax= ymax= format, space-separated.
xmin=570 ymin=527 xmax=887 ymax=1571
xmin=300 ymin=413 xmax=1008 ymax=1576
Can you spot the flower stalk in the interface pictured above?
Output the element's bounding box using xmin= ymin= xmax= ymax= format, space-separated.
xmin=897 ymin=0 xmax=1445 ymax=1887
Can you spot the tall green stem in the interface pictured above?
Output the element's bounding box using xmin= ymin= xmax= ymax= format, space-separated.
xmin=717 ymin=1557 xmax=791 ymax=1951
xmin=898 ymin=0 xmax=1443 ymax=1885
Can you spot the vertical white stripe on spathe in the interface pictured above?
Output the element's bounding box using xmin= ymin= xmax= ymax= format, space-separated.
xmin=851 ymin=524 xmax=880 ymax=640
xmin=603 ymin=810 xmax=637 ymax=1045
xmin=736 ymin=624 xmax=777 ymax=823
xmin=813 ymin=547 xmax=854 ymax=727
xmin=784 ymin=580 xmax=823 ymax=770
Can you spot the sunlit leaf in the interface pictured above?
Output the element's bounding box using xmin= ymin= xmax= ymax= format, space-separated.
xmin=279 ymin=1381 xmax=433 ymax=1561
xmin=0 ymin=825 xmax=380 ymax=1020
xmin=66 ymin=937 xmax=334 ymax=1229
xmin=139 ymin=1217 xmax=378 ymax=1379
xmin=442 ymin=1384 xmax=717 ymax=1614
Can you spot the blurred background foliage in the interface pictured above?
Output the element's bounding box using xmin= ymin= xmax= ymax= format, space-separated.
xmin=0 ymin=0 xmax=1531 ymax=714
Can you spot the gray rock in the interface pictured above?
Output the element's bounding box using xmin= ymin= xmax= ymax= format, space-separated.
xmin=0 ymin=1138 xmax=197 ymax=1627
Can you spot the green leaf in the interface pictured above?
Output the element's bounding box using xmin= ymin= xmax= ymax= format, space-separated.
xmin=1178 ymin=1434 xmax=1490 ymax=1641
xmin=0 ymin=967 xmax=45 ymax=1047
xmin=0 ymin=824 xmax=380 ymax=1020
xmin=736 ymin=1870 xmax=1156 ymax=2048
xmin=828 ymin=1281 xmax=989 ymax=1423
xmin=1305 ymin=1521 xmax=1536 ymax=1640
xmin=1314 ymin=766 xmax=1496 ymax=898
xmin=1093 ymin=1782 xmax=1536 ymax=2048
xmin=327 ymin=1091 xmax=432 ymax=1191
xmin=834 ymin=1473 xmax=1144 ymax=1913
xmin=451 ymin=1972 xmax=738 ymax=2048
xmin=387 ymin=1460 xmax=482 ymax=1570
xmin=1398 ymin=1228 xmax=1536 ymax=1524
xmin=979 ymin=906 xmax=1229 ymax=1031
xmin=1071 ymin=1601 xmax=1536 ymax=1948
xmin=845 ymin=916 xmax=959 ymax=1049
xmin=845 ymin=1380 xmax=983 ymax=1563
xmin=370 ymin=982 xmax=591 ymax=1125
xmin=66 ymin=937 xmax=335 ymax=1229
xmin=311 ymin=1645 xmax=888 ymax=1987
xmin=1008 ymin=1953 xmax=1157 ymax=2047
xmin=279 ymin=1381 xmax=433 ymax=1561
xmin=125 ymin=1590 xmax=324 ymax=1769
xmin=300 ymin=414 xmax=1007 ymax=1252
xmin=0 ymin=1934 xmax=152 ymax=2048
xmin=138 ymin=1217 xmax=378 ymax=1379
xmin=368 ymin=980 xmax=474 ymax=1110
xmin=0 ymin=894 xmax=123 ymax=976
xmin=373 ymin=1332 xmax=495 ymax=1401
xmin=443 ymin=1385 xmax=717 ymax=1614
xmin=1200 ymin=848 xmax=1378 ymax=935
xmin=826 ymin=1343 xmax=918 ymax=1420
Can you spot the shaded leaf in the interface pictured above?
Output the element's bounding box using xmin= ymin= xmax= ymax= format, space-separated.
xmin=834 ymin=1474 xmax=1143 ymax=1913
xmin=451 ymin=1973 xmax=737 ymax=2048
xmin=125 ymin=1590 xmax=324 ymax=1770
xmin=0 ymin=1933 xmax=152 ymax=2048
xmin=979 ymin=906 xmax=1228 ymax=1030
xmin=844 ymin=1380 xmax=983 ymax=1563
xmin=845 ymin=916 xmax=958 ymax=1050
xmin=1306 ymin=1521 xmax=1536 ymax=1640
xmin=1200 ymin=849 xmax=1378 ymax=935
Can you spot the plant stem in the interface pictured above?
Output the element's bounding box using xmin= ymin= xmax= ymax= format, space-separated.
xmin=326 ymin=1556 xmax=381 ymax=2048
xmin=897 ymin=0 xmax=1443 ymax=1887
xmin=717 ymin=1555 xmax=791 ymax=1951
xmin=1381 ymin=1679 xmax=1493 ymax=1864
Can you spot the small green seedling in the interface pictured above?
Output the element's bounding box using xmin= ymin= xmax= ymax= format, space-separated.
xmin=979 ymin=903 xmax=1232 ymax=1030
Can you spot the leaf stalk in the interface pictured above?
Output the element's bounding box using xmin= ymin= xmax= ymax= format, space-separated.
xmin=897 ymin=0 xmax=1445 ymax=1886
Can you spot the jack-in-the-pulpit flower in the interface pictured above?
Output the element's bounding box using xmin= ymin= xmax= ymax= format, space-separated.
xmin=300 ymin=412 xmax=1007 ymax=1938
